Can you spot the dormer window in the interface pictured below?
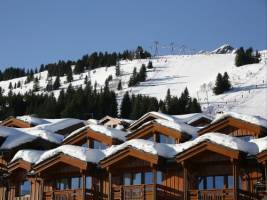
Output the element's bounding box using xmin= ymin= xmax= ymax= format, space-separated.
xmin=159 ymin=134 xmax=175 ymax=144
xmin=93 ymin=140 xmax=107 ymax=150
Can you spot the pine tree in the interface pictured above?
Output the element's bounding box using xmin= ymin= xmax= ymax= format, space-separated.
xmin=235 ymin=47 xmax=246 ymax=67
xmin=120 ymin=92 xmax=132 ymax=118
xmin=84 ymin=75 xmax=88 ymax=84
xmin=222 ymin=72 xmax=231 ymax=91
xmin=33 ymin=77 xmax=40 ymax=92
xmin=213 ymin=73 xmax=224 ymax=95
xmin=147 ymin=61 xmax=153 ymax=69
xmin=115 ymin=63 xmax=121 ymax=77
xmin=138 ymin=64 xmax=147 ymax=82
xmin=53 ymin=76 xmax=61 ymax=90
xmin=117 ymin=80 xmax=122 ymax=90
xmin=189 ymin=98 xmax=202 ymax=113
xmin=67 ymin=70 xmax=73 ymax=83
xmin=8 ymin=82 xmax=13 ymax=90
xmin=128 ymin=67 xmax=138 ymax=87
xmin=46 ymin=77 xmax=53 ymax=91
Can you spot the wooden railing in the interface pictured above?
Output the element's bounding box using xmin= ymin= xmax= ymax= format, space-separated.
xmin=189 ymin=189 xmax=234 ymax=200
xmin=15 ymin=195 xmax=30 ymax=200
xmin=238 ymin=189 xmax=259 ymax=200
xmin=43 ymin=189 xmax=83 ymax=200
xmin=112 ymin=184 xmax=154 ymax=200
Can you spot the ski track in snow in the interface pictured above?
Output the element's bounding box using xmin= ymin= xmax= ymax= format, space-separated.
xmin=1 ymin=53 xmax=267 ymax=118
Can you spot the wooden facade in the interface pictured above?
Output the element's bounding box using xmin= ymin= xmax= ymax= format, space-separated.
xmin=0 ymin=118 xmax=31 ymax=128
xmin=1 ymin=113 xmax=267 ymax=200
xmin=198 ymin=116 xmax=267 ymax=138
xmin=126 ymin=121 xmax=191 ymax=144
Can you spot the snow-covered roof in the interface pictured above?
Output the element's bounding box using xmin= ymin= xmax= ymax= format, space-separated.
xmin=172 ymin=113 xmax=213 ymax=125
xmin=212 ymin=112 xmax=267 ymax=129
xmin=16 ymin=115 xmax=51 ymax=126
xmin=10 ymin=132 xmax=267 ymax=170
xmin=0 ymin=126 xmax=64 ymax=150
xmin=155 ymin=119 xmax=199 ymax=137
xmin=10 ymin=150 xmax=45 ymax=164
xmin=103 ymin=133 xmax=259 ymax=160
xmin=129 ymin=112 xmax=212 ymax=131
xmin=35 ymin=145 xmax=105 ymax=165
xmin=172 ymin=132 xmax=258 ymax=156
xmin=132 ymin=118 xmax=199 ymax=138
xmin=64 ymin=124 xmax=129 ymax=141
xmin=103 ymin=139 xmax=177 ymax=159
xmin=36 ymin=118 xmax=84 ymax=133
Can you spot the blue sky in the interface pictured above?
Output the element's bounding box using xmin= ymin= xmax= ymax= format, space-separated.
xmin=0 ymin=0 xmax=266 ymax=69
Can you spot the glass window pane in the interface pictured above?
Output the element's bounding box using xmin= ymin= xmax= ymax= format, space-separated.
xmin=20 ymin=181 xmax=31 ymax=196
xmin=71 ymin=177 xmax=81 ymax=189
xmin=123 ymin=173 xmax=131 ymax=186
xmin=93 ymin=140 xmax=107 ymax=150
xmin=206 ymin=176 xmax=213 ymax=189
xmin=198 ymin=177 xmax=204 ymax=190
xmin=144 ymin=172 xmax=153 ymax=184
xmin=86 ymin=176 xmax=92 ymax=189
xmin=215 ymin=176 xmax=224 ymax=189
xmin=81 ymin=143 xmax=88 ymax=148
xmin=228 ymin=176 xmax=233 ymax=188
xmin=157 ymin=171 xmax=163 ymax=184
xmin=133 ymin=173 xmax=141 ymax=185
xmin=159 ymin=134 xmax=175 ymax=144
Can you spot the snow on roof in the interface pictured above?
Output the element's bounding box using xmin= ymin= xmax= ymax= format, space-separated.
xmin=0 ymin=126 xmax=63 ymax=149
xmin=103 ymin=139 xmax=177 ymax=159
xmin=154 ymin=119 xmax=199 ymax=137
xmin=172 ymin=113 xmax=213 ymax=124
xmin=35 ymin=145 xmax=105 ymax=165
xmin=103 ymin=132 xmax=259 ymax=160
xmin=36 ymin=118 xmax=84 ymax=133
xmin=212 ymin=112 xmax=267 ymax=129
xmin=64 ymin=124 xmax=128 ymax=141
xmin=16 ymin=115 xmax=50 ymax=126
xmin=250 ymin=136 xmax=267 ymax=153
xmin=11 ymin=150 xmax=45 ymax=164
xmin=172 ymin=132 xmax=259 ymax=156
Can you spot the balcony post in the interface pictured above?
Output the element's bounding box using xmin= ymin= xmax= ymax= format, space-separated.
xmin=232 ymin=160 xmax=239 ymax=200
xmin=182 ymin=161 xmax=188 ymax=200
xmin=264 ymin=161 xmax=267 ymax=192
xmin=108 ymin=170 xmax=112 ymax=200
xmin=152 ymin=165 xmax=157 ymax=200
xmin=82 ymin=170 xmax=86 ymax=200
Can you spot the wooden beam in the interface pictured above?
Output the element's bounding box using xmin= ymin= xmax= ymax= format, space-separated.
xmin=183 ymin=162 xmax=188 ymax=200
xmin=232 ymin=160 xmax=239 ymax=200
xmin=82 ymin=171 xmax=86 ymax=200
xmin=152 ymin=165 xmax=157 ymax=200
xmin=108 ymin=171 xmax=112 ymax=200
xmin=265 ymin=161 xmax=267 ymax=192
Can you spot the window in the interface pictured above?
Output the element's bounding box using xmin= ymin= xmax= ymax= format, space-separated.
xmin=19 ymin=181 xmax=31 ymax=196
xmin=157 ymin=171 xmax=163 ymax=184
xmin=215 ymin=176 xmax=224 ymax=189
xmin=159 ymin=134 xmax=175 ymax=144
xmin=86 ymin=176 xmax=92 ymax=189
xmin=144 ymin=172 xmax=153 ymax=184
xmin=123 ymin=173 xmax=131 ymax=186
xmin=71 ymin=177 xmax=82 ymax=189
xmin=93 ymin=140 xmax=107 ymax=150
xmin=56 ymin=178 xmax=69 ymax=190
xmin=132 ymin=173 xmax=142 ymax=185
xmin=198 ymin=177 xmax=204 ymax=190
xmin=228 ymin=176 xmax=233 ymax=188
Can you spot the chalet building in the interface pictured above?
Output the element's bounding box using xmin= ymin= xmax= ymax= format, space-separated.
xmin=0 ymin=111 xmax=267 ymax=200
xmin=127 ymin=112 xmax=213 ymax=131
xmin=98 ymin=116 xmax=133 ymax=130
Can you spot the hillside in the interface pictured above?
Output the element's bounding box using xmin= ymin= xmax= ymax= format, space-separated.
xmin=1 ymin=46 xmax=266 ymax=118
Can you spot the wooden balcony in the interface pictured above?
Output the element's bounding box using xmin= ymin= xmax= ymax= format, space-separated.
xmin=112 ymin=184 xmax=181 ymax=200
xmin=14 ymin=195 xmax=30 ymax=200
xmin=188 ymin=189 xmax=259 ymax=200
